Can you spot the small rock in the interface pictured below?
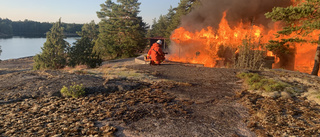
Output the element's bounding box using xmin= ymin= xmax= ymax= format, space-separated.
xmin=280 ymin=91 xmax=292 ymax=99
xmin=17 ymin=120 xmax=23 ymax=124
xmin=31 ymin=104 xmax=41 ymax=112
xmin=52 ymin=134 xmax=62 ymax=137
xmin=47 ymin=123 xmax=54 ymax=128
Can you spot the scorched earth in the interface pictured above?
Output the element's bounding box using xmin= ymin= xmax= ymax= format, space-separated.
xmin=0 ymin=57 xmax=319 ymax=136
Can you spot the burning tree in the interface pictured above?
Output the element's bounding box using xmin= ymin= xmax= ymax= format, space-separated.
xmin=265 ymin=0 xmax=320 ymax=75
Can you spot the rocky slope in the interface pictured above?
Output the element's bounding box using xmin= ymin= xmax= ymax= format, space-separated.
xmin=0 ymin=57 xmax=319 ymax=136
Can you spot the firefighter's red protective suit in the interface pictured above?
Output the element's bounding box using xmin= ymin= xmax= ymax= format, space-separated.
xmin=147 ymin=42 xmax=165 ymax=65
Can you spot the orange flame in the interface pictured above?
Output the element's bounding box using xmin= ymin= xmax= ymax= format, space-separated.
xmin=169 ymin=10 xmax=320 ymax=74
xmin=169 ymin=11 xmax=267 ymax=67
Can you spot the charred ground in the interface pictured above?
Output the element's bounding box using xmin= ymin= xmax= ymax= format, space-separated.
xmin=0 ymin=57 xmax=319 ymax=136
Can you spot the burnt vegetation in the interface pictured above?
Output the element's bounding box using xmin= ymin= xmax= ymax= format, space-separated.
xmin=1 ymin=0 xmax=320 ymax=136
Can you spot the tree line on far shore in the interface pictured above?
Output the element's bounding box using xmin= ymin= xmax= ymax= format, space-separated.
xmin=0 ymin=18 xmax=83 ymax=38
xmin=32 ymin=0 xmax=198 ymax=70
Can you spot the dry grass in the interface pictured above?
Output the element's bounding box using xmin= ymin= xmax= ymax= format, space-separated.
xmin=303 ymin=88 xmax=320 ymax=105
xmin=239 ymin=89 xmax=320 ymax=136
xmin=233 ymin=38 xmax=266 ymax=70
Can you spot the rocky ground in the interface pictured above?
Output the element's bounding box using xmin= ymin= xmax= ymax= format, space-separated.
xmin=0 ymin=57 xmax=319 ymax=136
xmin=237 ymin=70 xmax=320 ymax=136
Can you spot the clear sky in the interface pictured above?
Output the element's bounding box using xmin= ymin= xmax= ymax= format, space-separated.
xmin=0 ymin=0 xmax=180 ymax=25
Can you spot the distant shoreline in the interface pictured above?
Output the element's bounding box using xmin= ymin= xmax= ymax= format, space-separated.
xmin=2 ymin=56 xmax=34 ymax=60
xmin=0 ymin=56 xmax=34 ymax=61
xmin=0 ymin=34 xmax=80 ymax=39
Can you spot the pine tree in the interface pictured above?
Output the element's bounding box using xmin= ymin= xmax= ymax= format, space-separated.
xmin=95 ymin=0 xmax=147 ymax=59
xmin=147 ymin=0 xmax=199 ymax=40
xmin=164 ymin=6 xmax=176 ymax=38
xmin=165 ymin=0 xmax=199 ymax=38
xmin=33 ymin=19 xmax=68 ymax=70
xmin=148 ymin=0 xmax=199 ymax=43
xmin=265 ymin=0 xmax=320 ymax=75
xmin=77 ymin=21 xmax=98 ymax=41
xmin=150 ymin=15 xmax=169 ymax=37
xmin=148 ymin=6 xmax=177 ymax=38
xmin=68 ymin=21 xmax=102 ymax=68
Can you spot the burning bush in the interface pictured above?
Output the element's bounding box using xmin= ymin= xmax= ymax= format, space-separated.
xmin=233 ymin=38 xmax=266 ymax=70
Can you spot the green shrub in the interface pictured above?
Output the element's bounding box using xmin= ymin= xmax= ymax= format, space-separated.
xmin=251 ymin=82 xmax=263 ymax=90
xmin=248 ymin=74 xmax=262 ymax=85
xmin=262 ymin=80 xmax=287 ymax=92
xmin=60 ymin=83 xmax=85 ymax=98
xmin=237 ymin=72 xmax=290 ymax=92
xmin=67 ymin=37 xmax=102 ymax=68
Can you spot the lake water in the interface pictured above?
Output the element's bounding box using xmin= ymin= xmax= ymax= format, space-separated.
xmin=0 ymin=37 xmax=79 ymax=60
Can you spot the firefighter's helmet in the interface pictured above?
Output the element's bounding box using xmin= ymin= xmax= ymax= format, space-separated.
xmin=157 ymin=40 xmax=162 ymax=45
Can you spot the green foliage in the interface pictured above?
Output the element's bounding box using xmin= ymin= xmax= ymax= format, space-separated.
xmin=12 ymin=19 xmax=53 ymax=37
xmin=262 ymin=80 xmax=288 ymax=92
xmin=148 ymin=0 xmax=199 ymax=40
xmin=237 ymin=72 xmax=291 ymax=92
xmin=166 ymin=0 xmax=199 ymax=38
xmin=0 ymin=18 xmax=13 ymax=37
xmin=68 ymin=37 xmax=102 ymax=68
xmin=63 ymin=23 xmax=83 ymax=36
xmin=95 ymin=0 xmax=148 ymax=59
xmin=12 ymin=20 xmax=82 ymax=37
xmin=60 ymin=83 xmax=85 ymax=98
xmin=265 ymin=0 xmax=320 ymax=55
xmin=76 ymin=21 xmax=98 ymax=41
xmin=149 ymin=15 xmax=170 ymax=37
xmin=0 ymin=18 xmax=83 ymax=38
xmin=247 ymin=73 xmax=262 ymax=85
xmin=68 ymin=21 xmax=102 ymax=68
xmin=33 ymin=19 xmax=68 ymax=70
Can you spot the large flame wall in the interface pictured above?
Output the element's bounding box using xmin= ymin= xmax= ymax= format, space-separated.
xmin=169 ymin=12 xmax=269 ymax=67
xmin=168 ymin=0 xmax=319 ymax=74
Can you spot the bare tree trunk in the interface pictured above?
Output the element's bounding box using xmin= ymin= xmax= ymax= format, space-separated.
xmin=311 ymin=36 xmax=320 ymax=76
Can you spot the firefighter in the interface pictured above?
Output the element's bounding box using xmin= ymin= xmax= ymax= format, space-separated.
xmin=147 ymin=40 xmax=165 ymax=65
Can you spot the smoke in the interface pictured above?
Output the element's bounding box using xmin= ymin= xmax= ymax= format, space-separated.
xmin=180 ymin=0 xmax=292 ymax=31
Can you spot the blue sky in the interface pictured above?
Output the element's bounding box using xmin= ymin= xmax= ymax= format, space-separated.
xmin=0 ymin=0 xmax=180 ymax=25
